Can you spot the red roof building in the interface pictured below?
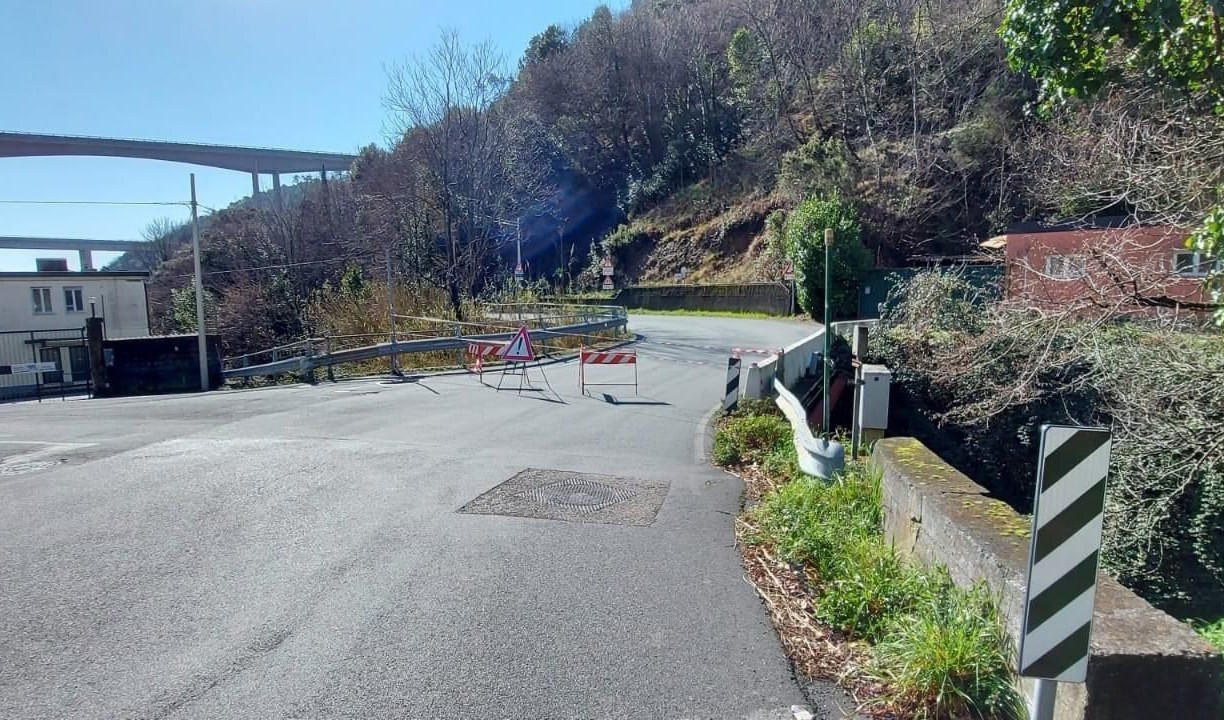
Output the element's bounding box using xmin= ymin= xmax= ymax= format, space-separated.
xmin=983 ymin=223 xmax=1218 ymax=315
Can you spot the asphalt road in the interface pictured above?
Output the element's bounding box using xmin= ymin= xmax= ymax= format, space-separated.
xmin=0 ymin=314 xmax=826 ymax=720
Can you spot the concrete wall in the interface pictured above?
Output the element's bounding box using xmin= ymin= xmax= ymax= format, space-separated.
xmin=613 ymin=283 xmax=791 ymax=315
xmin=871 ymin=437 xmax=1221 ymax=720
xmin=97 ymin=334 xmax=222 ymax=397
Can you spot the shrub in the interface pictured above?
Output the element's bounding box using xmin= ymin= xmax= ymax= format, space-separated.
xmin=873 ymin=580 xmax=1025 ymax=720
xmin=784 ymin=197 xmax=872 ymax=319
xmin=745 ymin=451 xmax=1023 ymax=716
xmin=778 ymin=135 xmax=857 ymax=201
xmin=712 ymin=413 xmax=791 ymax=467
xmin=876 ymin=270 xmax=1224 ymax=612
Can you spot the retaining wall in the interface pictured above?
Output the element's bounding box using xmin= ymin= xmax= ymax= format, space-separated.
xmin=613 ymin=283 xmax=791 ymax=314
xmin=871 ymin=437 xmax=1221 ymax=720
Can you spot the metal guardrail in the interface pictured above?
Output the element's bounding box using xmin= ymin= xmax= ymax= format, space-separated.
xmin=222 ymin=307 xmax=628 ymax=380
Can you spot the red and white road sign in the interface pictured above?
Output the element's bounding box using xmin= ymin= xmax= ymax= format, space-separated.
xmin=501 ymin=326 xmax=536 ymax=362
xmin=602 ymin=277 xmax=614 ymax=290
xmin=514 ymin=262 xmax=524 ymax=278
xmin=601 ymin=256 xmax=614 ymax=276
xmin=782 ymin=260 xmax=795 ymax=281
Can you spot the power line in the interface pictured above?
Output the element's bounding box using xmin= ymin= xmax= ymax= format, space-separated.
xmin=0 ymin=199 xmax=188 ymax=207
xmin=165 ymin=253 xmax=374 ymax=279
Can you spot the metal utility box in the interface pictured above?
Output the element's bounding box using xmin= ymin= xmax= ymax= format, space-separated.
xmin=858 ymin=364 xmax=891 ymax=430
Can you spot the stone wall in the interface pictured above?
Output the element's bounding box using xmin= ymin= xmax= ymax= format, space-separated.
xmin=871 ymin=437 xmax=1221 ymax=720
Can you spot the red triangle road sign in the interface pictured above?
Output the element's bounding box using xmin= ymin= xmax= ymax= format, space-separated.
xmin=501 ymin=325 xmax=536 ymax=362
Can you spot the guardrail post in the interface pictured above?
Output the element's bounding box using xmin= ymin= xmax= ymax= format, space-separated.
xmin=325 ymin=336 xmax=335 ymax=382
xmin=304 ymin=339 xmax=317 ymax=384
xmin=453 ymin=323 xmax=463 ymax=367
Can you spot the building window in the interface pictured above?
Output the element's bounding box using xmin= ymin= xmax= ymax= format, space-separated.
xmin=1173 ymin=251 xmax=1220 ymax=277
xmin=1045 ymin=254 xmax=1087 ymax=279
xmin=31 ymin=287 xmax=53 ymax=314
xmin=64 ymin=286 xmax=84 ymax=313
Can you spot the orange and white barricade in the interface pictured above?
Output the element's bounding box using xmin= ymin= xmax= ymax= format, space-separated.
xmin=579 ymin=346 xmax=638 ymax=395
xmin=466 ymin=341 xmax=504 ymax=379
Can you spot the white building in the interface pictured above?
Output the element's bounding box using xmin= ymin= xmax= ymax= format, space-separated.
xmin=0 ymin=270 xmax=149 ymax=398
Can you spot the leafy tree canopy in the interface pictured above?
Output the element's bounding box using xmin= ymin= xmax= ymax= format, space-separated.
xmin=1000 ymin=0 xmax=1224 ymax=109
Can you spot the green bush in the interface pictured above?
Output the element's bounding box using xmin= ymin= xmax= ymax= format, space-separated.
xmin=876 ymin=270 xmax=1224 ymax=613
xmin=742 ymin=433 xmax=1023 ymax=717
xmin=873 ymin=580 xmax=1025 ymax=720
xmin=779 ymin=135 xmax=857 ymax=201
xmin=784 ymin=197 xmax=872 ymax=319
xmin=712 ymin=413 xmax=791 ymax=467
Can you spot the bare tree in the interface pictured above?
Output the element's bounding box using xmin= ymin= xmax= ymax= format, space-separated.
xmin=383 ymin=30 xmax=550 ymax=318
xmin=137 ymin=217 xmax=186 ymax=270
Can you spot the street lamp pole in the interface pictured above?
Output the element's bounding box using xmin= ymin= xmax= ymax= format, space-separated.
xmin=822 ymin=227 xmax=833 ymax=434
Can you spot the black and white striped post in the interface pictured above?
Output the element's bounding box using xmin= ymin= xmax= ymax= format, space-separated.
xmin=724 ymin=356 xmax=741 ymax=411
xmin=1021 ymin=424 xmax=1112 ymax=720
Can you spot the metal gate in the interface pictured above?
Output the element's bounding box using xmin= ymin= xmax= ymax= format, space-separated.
xmin=0 ymin=328 xmax=90 ymax=402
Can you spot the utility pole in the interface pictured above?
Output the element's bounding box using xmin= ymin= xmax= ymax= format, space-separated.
xmin=190 ymin=174 xmax=208 ymax=392
xmin=822 ymin=227 xmax=833 ymax=434
xmin=386 ymin=247 xmax=400 ymax=376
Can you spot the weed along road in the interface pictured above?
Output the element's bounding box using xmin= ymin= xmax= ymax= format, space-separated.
xmin=0 ymin=315 xmax=824 ymax=720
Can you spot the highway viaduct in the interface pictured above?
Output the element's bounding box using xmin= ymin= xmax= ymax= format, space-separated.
xmin=0 ymin=131 xmax=357 ymax=267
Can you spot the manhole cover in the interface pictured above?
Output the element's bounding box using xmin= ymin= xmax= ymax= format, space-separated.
xmin=460 ymin=468 xmax=668 ymax=526
xmin=521 ymin=478 xmax=637 ymax=513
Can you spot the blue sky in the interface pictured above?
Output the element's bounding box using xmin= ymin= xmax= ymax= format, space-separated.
xmin=0 ymin=0 xmax=624 ymax=271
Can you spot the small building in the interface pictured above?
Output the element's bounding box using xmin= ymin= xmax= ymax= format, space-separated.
xmin=0 ymin=269 xmax=149 ymax=400
xmin=983 ymin=222 xmax=1217 ymax=313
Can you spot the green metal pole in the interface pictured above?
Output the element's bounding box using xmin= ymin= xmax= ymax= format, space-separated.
xmin=823 ymin=228 xmax=833 ymax=434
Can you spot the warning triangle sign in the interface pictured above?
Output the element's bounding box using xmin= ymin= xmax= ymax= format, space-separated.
xmin=501 ymin=326 xmax=536 ymax=362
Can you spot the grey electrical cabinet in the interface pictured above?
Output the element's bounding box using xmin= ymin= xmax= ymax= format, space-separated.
xmin=858 ymin=364 xmax=892 ymax=430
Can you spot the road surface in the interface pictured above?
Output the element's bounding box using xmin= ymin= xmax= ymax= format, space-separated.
xmin=0 ymin=315 xmax=829 ymax=719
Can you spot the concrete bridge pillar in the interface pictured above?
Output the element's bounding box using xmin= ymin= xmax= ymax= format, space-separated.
xmin=272 ymin=173 xmax=282 ymax=210
xmin=251 ymin=172 xmax=261 ymax=200
xmin=78 ymin=249 xmax=94 ymax=271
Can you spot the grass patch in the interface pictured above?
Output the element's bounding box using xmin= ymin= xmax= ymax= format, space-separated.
xmin=716 ymin=407 xmax=1025 ymax=719
xmin=626 ymin=307 xmax=794 ymax=319
xmin=1191 ymin=618 xmax=1224 ymax=715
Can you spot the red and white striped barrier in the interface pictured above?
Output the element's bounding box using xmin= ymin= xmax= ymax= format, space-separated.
xmin=732 ymin=347 xmax=782 ymax=358
xmin=579 ymin=346 xmax=638 ymax=394
xmin=466 ymin=341 xmax=504 ymax=378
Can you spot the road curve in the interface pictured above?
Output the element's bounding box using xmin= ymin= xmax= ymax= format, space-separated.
xmin=0 ymin=314 xmax=823 ymax=719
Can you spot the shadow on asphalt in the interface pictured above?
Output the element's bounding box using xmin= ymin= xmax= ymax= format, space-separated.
xmin=594 ymin=392 xmax=670 ymax=406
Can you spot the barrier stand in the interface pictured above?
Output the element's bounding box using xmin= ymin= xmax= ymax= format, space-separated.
xmin=579 ymin=346 xmax=638 ymax=395
xmin=465 ymin=340 xmax=504 ymax=384
xmin=732 ymin=347 xmax=782 ymax=398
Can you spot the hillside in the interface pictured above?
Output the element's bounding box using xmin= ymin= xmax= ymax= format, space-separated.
xmin=129 ymin=0 xmax=1223 ymax=355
